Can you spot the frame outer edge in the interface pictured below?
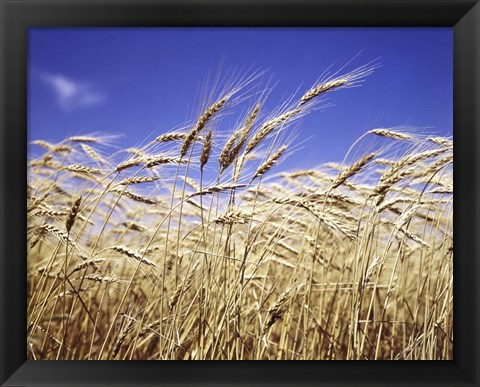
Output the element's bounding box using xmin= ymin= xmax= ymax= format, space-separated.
xmin=1 ymin=0 xmax=7 ymax=384
xmin=473 ymin=3 xmax=479 ymax=386
xmin=454 ymin=2 xmax=480 ymax=385
xmin=0 ymin=0 xmax=479 ymax=386
xmin=1 ymin=1 xmax=28 ymax=385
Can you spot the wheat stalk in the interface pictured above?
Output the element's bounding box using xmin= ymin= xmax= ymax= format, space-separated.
xmin=155 ymin=133 xmax=188 ymax=142
xmin=200 ymin=131 xmax=213 ymax=170
xmin=263 ymin=287 xmax=292 ymax=335
xmin=66 ymin=165 xmax=102 ymax=175
xmin=65 ymin=196 xmax=82 ymax=233
xmin=245 ymin=109 xmax=300 ymax=154
xmin=369 ymin=129 xmax=413 ymax=141
xmin=331 ymin=153 xmax=376 ymax=189
xmin=252 ymin=145 xmax=287 ymax=180
xmin=111 ymin=246 xmax=157 ymax=268
xmin=119 ymin=176 xmax=159 ymax=186
xmin=181 ymin=97 xmax=228 ymax=157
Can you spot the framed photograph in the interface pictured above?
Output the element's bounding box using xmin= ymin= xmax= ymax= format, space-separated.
xmin=1 ymin=0 xmax=479 ymax=386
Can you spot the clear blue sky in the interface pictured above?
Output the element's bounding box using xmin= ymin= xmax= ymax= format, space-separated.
xmin=28 ymin=28 xmax=452 ymax=170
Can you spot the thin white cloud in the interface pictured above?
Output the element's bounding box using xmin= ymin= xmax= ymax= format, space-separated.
xmin=41 ymin=73 xmax=105 ymax=112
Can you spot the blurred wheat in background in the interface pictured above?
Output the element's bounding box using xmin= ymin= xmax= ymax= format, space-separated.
xmin=27 ymin=63 xmax=453 ymax=360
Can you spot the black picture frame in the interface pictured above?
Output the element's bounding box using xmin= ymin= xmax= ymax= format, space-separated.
xmin=1 ymin=0 xmax=478 ymax=386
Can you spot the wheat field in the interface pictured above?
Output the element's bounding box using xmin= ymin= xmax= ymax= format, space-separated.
xmin=27 ymin=64 xmax=453 ymax=360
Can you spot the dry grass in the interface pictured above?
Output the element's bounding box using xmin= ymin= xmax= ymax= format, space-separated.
xmin=27 ymin=65 xmax=452 ymax=360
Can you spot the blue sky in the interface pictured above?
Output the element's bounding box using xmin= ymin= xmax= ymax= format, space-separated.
xmin=28 ymin=28 xmax=452 ymax=170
